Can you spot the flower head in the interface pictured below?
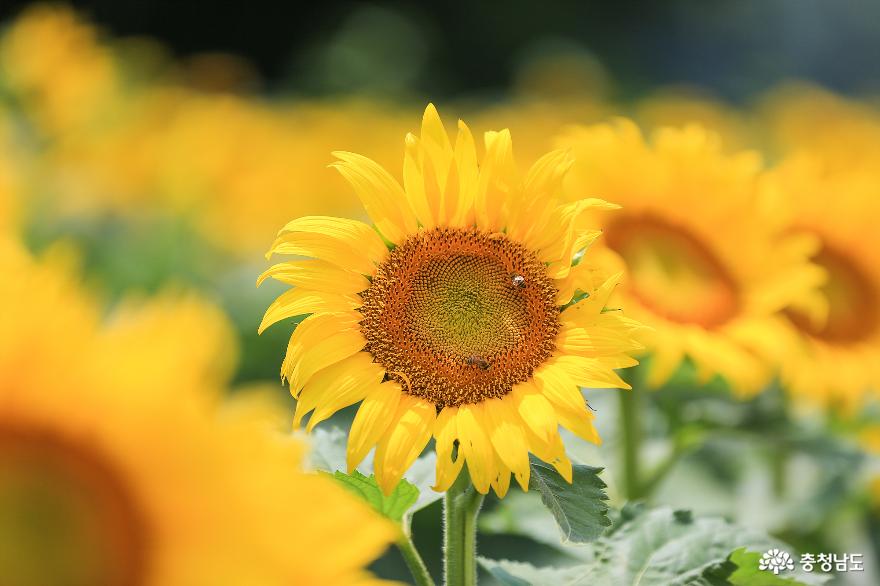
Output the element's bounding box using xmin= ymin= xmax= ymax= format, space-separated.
xmin=557 ymin=120 xmax=824 ymax=395
xmin=768 ymin=150 xmax=880 ymax=410
xmin=260 ymin=104 xmax=643 ymax=496
xmin=0 ymin=240 xmax=396 ymax=585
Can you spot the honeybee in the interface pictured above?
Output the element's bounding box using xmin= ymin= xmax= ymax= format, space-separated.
xmin=511 ymin=274 xmax=526 ymax=289
xmin=465 ymin=355 xmax=491 ymax=370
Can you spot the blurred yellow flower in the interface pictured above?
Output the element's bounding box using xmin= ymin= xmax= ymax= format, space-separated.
xmin=0 ymin=240 xmax=397 ymax=585
xmin=767 ymin=152 xmax=880 ymax=410
xmin=759 ymin=83 xmax=880 ymax=167
xmin=634 ymin=87 xmax=757 ymax=152
xmin=558 ymin=121 xmax=824 ymax=395
xmin=0 ymin=5 xmax=120 ymax=137
xmin=260 ymin=104 xmax=643 ymax=496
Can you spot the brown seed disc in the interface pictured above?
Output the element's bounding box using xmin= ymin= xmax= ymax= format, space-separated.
xmin=0 ymin=422 xmax=151 ymax=586
xmin=359 ymin=227 xmax=560 ymax=408
xmin=785 ymin=244 xmax=879 ymax=344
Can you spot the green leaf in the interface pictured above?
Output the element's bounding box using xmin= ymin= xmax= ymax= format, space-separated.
xmin=481 ymin=507 xmax=832 ymax=586
xmin=529 ymin=455 xmax=611 ymax=543
xmin=331 ymin=470 xmax=419 ymax=523
xmin=478 ymin=558 xmax=585 ymax=586
xmin=305 ymin=426 xmax=443 ymax=516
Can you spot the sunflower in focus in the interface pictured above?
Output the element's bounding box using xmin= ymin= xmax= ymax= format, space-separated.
xmin=0 ymin=240 xmax=396 ymax=585
xmin=768 ymin=153 xmax=880 ymax=410
xmin=558 ymin=121 xmax=824 ymax=395
xmin=259 ymin=104 xmax=643 ymax=497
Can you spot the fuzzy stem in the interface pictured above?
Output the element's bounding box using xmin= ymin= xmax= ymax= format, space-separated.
xmin=443 ymin=471 xmax=485 ymax=586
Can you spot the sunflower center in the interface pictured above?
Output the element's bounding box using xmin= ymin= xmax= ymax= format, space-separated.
xmin=786 ymin=244 xmax=878 ymax=344
xmin=605 ymin=214 xmax=739 ymax=328
xmin=0 ymin=423 xmax=149 ymax=586
xmin=359 ymin=227 xmax=560 ymax=408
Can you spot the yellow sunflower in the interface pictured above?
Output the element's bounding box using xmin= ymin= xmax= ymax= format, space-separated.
xmin=259 ymin=104 xmax=643 ymax=497
xmin=557 ymin=120 xmax=824 ymax=395
xmin=766 ymin=152 xmax=880 ymax=410
xmin=0 ymin=240 xmax=396 ymax=585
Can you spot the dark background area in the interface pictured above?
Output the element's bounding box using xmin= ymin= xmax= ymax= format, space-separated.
xmin=2 ymin=0 xmax=879 ymax=101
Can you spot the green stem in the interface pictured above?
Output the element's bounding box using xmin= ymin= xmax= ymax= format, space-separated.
xmin=619 ymin=388 xmax=642 ymax=501
xmin=443 ymin=471 xmax=485 ymax=586
xmin=396 ymin=523 xmax=435 ymax=586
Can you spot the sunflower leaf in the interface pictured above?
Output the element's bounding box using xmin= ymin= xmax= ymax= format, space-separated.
xmin=529 ymin=455 xmax=611 ymax=543
xmin=331 ymin=470 xmax=419 ymax=523
xmin=477 ymin=558 xmax=585 ymax=586
xmin=480 ymin=507 xmax=829 ymax=586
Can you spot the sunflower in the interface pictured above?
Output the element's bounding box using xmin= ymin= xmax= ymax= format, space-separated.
xmin=259 ymin=104 xmax=643 ymax=497
xmin=766 ymin=151 xmax=880 ymax=410
xmin=0 ymin=240 xmax=396 ymax=585
xmin=557 ymin=120 xmax=824 ymax=395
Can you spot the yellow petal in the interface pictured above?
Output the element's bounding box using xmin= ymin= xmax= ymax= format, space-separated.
xmin=347 ymin=382 xmax=403 ymax=472
xmin=257 ymin=260 xmax=370 ymax=294
xmin=266 ymin=216 xmax=387 ymax=274
xmin=483 ymin=397 xmax=531 ymax=491
xmin=331 ymin=151 xmax=417 ymax=243
xmin=259 ymin=288 xmax=361 ymax=334
xmin=507 ymin=149 xmax=573 ymax=244
xmin=475 ymin=129 xmax=516 ymax=232
xmin=556 ymin=323 xmax=645 ymax=357
xmin=549 ymin=355 xmax=631 ymax=389
xmin=374 ymin=395 xmax=436 ymax=495
xmin=556 ymin=405 xmax=601 ymax=444
xmin=561 ymin=273 xmax=623 ymax=327
xmin=456 ymin=404 xmax=496 ymax=494
xmin=450 ymin=120 xmax=478 ymax=227
xmin=510 ymin=380 xmax=558 ymax=444
xmin=532 ymin=363 xmax=588 ymax=413
xmin=524 ymin=428 xmax=573 ymax=484
xmin=403 ymin=133 xmax=436 ymax=227
xmin=433 ymin=406 xmax=464 ymax=492
xmin=294 ymin=352 xmax=386 ymax=430
xmin=491 ymin=458 xmax=512 ymax=498
xmin=281 ymin=312 xmax=366 ymax=394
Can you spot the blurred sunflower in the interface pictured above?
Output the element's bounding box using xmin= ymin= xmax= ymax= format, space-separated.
xmin=260 ymin=104 xmax=643 ymax=496
xmin=767 ymin=153 xmax=880 ymax=410
xmin=0 ymin=240 xmax=396 ymax=585
xmin=0 ymin=5 xmax=120 ymax=137
xmin=558 ymin=121 xmax=824 ymax=395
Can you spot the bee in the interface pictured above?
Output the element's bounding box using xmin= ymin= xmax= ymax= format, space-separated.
xmin=465 ymin=355 xmax=491 ymax=370
xmin=511 ymin=274 xmax=526 ymax=289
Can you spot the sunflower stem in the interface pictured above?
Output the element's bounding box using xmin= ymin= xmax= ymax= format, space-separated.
xmin=619 ymin=387 xmax=642 ymax=501
xmin=443 ymin=470 xmax=485 ymax=586
xmin=397 ymin=521 xmax=435 ymax=586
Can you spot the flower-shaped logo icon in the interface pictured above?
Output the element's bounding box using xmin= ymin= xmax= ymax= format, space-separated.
xmin=759 ymin=548 xmax=795 ymax=575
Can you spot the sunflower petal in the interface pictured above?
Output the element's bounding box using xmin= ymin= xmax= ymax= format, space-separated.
xmin=374 ymin=395 xmax=436 ymax=495
xmin=347 ymin=382 xmax=402 ymax=472
xmin=483 ymin=397 xmax=531 ymax=491
xmin=331 ymin=152 xmax=417 ymax=244
xmin=257 ymin=260 xmax=370 ymax=294
xmin=295 ymin=353 xmax=386 ymax=431
xmin=259 ymin=289 xmax=360 ymax=334
xmin=266 ymin=216 xmax=386 ymax=274
xmin=281 ymin=312 xmax=366 ymax=394
xmin=456 ymin=404 xmax=496 ymax=494
xmin=433 ymin=406 xmax=464 ymax=492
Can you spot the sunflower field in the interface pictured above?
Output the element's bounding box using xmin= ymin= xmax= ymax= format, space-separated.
xmin=1 ymin=3 xmax=879 ymax=585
